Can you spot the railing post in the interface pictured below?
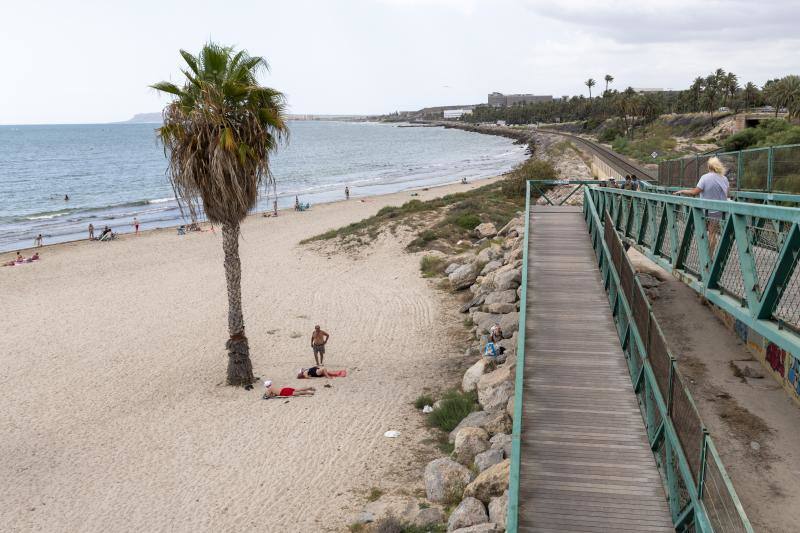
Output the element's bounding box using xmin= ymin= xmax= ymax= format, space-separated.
xmin=698 ymin=429 xmax=709 ymax=499
xmin=737 ymin=151 xmax=744 ymax=191
xmin=767 ymin=146 xmax=774 ymax=192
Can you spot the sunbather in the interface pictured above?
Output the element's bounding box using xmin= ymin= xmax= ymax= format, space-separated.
xmin=296 ymin=366 xmax=347 ymax=379
xmin=262 ymin=380 xmax=315 ymax=399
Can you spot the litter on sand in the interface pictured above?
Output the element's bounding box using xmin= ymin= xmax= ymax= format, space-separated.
xmin=384 ymin=430 xmax=400 ymax=438
xmin=422 ymin=405 xmax=433 ymax=413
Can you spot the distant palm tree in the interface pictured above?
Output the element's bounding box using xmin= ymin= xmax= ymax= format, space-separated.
xmin=777 ymin=75 xmax=800 ymax=119
xmin=585 ymin=78 xmax=596 ymax=99
xmin=152 ymin=43 xmax=288 ymax=386
xmin=604 ymin=74 xmax=614 ymax=93
xmin=743 ymin=82 xmax=758 ymax=110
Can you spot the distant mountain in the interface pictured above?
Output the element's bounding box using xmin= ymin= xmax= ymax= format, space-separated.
xmin=119 ymin=112 xmax=162 ymax=124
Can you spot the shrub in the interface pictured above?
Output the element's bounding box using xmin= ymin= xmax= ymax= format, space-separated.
xmin=420 ymin=255 xmax=446 ymax=278
xmin=367 ymin=487 xmax=384 ymax=502
xmin=414 ymin=394 xmax=434 ymax=409
xmin=502 ymin=159 xmax=559 ymax=198
xmin=428 ymin=389 xmax=478 ymax=432
xmin=419 ymin=229 xmax=437 ymax=242
xmin=449 ymin=213 xmax=481 ymax=231
xmin=598 ymin=127 xmax=623 ymax=143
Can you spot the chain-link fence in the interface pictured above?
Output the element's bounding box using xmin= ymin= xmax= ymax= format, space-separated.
xmin=657 ymin=144 xmax=800 ymax=192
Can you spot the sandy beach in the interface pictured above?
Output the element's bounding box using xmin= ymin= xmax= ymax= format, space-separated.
xmin=0 ymin=177 xmax=498 ymax=532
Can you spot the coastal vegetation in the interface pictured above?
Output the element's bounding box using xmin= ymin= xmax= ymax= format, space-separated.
xmin=722 ymin=119 xmax=800 ymax=151
xmin=152 ymin=42 xmax=288 ymax=386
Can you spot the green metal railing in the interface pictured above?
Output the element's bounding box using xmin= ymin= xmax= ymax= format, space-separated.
xmin=506 ymin=180 xmax=531 ymax=533
xmin=658 ymin=143 xmax=800 ymax=192
xmin=640 ymin=183 xmax=800 ymax=208
xmin=583 ymin=187 xmax=754 ymax=532
xmin=591 ymin=187 xmax=800 ymax=355
xmin=530 ymin=179 xmax=605 ymax=206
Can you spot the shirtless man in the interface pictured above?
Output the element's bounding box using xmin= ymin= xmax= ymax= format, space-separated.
xmin=311 ymin=325 xmax=330 ymax=365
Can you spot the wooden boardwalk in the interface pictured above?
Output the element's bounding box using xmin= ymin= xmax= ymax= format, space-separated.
xmin=518 ymin=206 xmax=673 ymax=532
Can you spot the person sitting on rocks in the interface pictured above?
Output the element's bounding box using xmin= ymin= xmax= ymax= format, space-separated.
xmin=490 ymin=323 xmax=503 ymax=344
xmin=296 ymin=366 xmax=347 ymax=379
xmin=262 ymin=380 xmax=315 ymax=399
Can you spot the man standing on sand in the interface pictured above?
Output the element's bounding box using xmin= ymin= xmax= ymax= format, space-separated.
xmin=88 ymin=223 xmax=94 ymax=240
xmin=345 ymin=186 xmax=350 ymax=200
xmin=311 ymin=325 xmax=330 ymax=365
xmin=34 ymin=234 xmax=43 ymax=247
xmin=133 ymin=217 xmax=140 ymax=235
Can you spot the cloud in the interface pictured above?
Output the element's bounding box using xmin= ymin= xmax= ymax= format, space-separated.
xmin=524 ymin=0 xmax=800 ymax=43
xmin=378 ymin=0 xmax=482 ymax=15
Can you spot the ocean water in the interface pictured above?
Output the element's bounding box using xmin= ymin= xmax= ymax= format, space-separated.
xmin=0 ymin=121 xmax=527 ymax=252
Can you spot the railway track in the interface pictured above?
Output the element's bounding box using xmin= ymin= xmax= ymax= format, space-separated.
xmin=538 ymin=128 xmax=658 ymax=181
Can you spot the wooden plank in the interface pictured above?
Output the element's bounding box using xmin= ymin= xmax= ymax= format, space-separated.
xmin=518 ymin=207 xmax=673 ymax=532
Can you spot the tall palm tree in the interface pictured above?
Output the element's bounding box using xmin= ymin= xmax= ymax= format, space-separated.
xmin=585 ymin=78 xmax=596 ymax=99
xmin=152 ymin=43 xmax=288 ymax=386
xmin=604 ymin=74 xmax=614 ymax=93
xmin=777 ymin=75 xmax=800 ymax=119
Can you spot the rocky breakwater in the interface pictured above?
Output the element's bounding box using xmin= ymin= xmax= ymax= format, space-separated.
xmin=352 ymin=213 xmax=524 ymax=532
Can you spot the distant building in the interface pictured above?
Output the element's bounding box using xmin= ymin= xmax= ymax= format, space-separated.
xmin=488 ymin=92 xmax=553 ymax=107
xmin=632 ymin=88 xmax=664 ymax=94
xmin=443 ymin=109 xmax=473 ymax=119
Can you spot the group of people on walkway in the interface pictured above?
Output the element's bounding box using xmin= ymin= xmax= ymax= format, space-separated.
xmin=262 ymin=325 xmax=348 ymax=399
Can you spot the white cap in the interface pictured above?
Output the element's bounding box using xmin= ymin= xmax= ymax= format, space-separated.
xmin=264 ymin=380 xmax=272 ymax=388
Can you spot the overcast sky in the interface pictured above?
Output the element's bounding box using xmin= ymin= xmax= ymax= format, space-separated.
xmin=2 ymin=0 xmax=799 ymax=124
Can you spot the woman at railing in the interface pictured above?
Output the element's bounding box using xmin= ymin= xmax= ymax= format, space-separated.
xmin=675 ymin=156 xmax=730 ymax=250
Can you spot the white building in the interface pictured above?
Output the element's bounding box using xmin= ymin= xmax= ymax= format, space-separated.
xmin=443 ymin=109 xmax=473 ymax=119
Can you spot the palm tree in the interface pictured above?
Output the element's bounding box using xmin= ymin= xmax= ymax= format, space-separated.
xmin=743 ymin=82 xmax=758 ymax=110
xmin=585 ymin=78 xmax=596 ymax=99
xmin=604 ymin=74 xmax=614 ymax=93
xmin=152 ymin=43 xmax=288 ymax=386
xmin=777 ymin=75 xmax=800 ymax=119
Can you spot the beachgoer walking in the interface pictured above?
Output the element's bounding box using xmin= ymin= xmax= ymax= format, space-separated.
xmin=34 ymin=234 xmax=43 ymax=247
xmin=345 ymin=186 xmax=350 ymax=200
xmin=88 ymin=223 xmax=94 ymax=240
xmin=297 ymin=366 xmax=347 ymax=379
xmin=311 ymin=325 xmax=330 ymax=365
xmin=676 ymin=156 xmax=729 ymax=251
xmin=262 ymin=380 xmax=315 ymax=399
xmin=294 ymin=196 xmax=300 ymax=211
xmin=133 ymin=217 xmax=140 ymax=235
xmin=273 ymin=200 xmax=278 ymax=216
xmin=64 ymin=194 xmax=69 ymax=201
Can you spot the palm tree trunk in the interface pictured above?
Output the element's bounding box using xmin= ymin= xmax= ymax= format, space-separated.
xmin=222 ymin=222 xmax=254 ymax=386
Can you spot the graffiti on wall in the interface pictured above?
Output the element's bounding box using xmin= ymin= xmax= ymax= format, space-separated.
xmin=747 ymin=328 xmax=765 ymax=354
xmin=788 ymin=357 xmax=800 ymax=396
xmin=734 ymin=319 xmax=749 ymax=343
xmin=765 ymin=343 xmax=787 ymax=377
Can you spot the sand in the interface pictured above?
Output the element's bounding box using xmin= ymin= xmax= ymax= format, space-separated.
xmin=0 ymin=178 xmax=499 ymax=532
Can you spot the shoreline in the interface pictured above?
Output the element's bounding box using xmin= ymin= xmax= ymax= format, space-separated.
xmin=1 ymin=175 xmax=502 ymax=261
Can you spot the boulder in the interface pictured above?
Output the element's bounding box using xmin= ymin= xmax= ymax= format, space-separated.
xmin=454 ymin=427 xmax=490 ymax=465
xmin=449 ymin=262 xmax=480 ymax=290
xmin=499 ymin=312 xmax=520 ymax=338
xmin=488 ymin=491 xmax=508 ymax=531
xmin=460 ymin=294 xmax=485 ymax=313
xmin=464 ymin=345 xmax=481 ymax=357
xmin=490 ymin=433 xmax=512 ymax=458
xmin=445 ymin=262 xmax=462 ymax=275
xmin=498 ymin=217 xmax=523 ymax=236
xmin=494 ymin=269 xmax=521 ymax=291
xmin=472 ymin=312 xmax=502 ymax=335
xmin=480 ymin=260 xmax=503 ymax=276
xmin=412 ymin=506 xmax=446 ymax=527
xmin=474 ymin=222 xmax=498 ymax=239
xmin=462 ymin=359 xmax=488 ymax=393
xmin=484 ymin=289 xmax=517 ymax=305
xmin=498 ymin=333 xmax=517 ymax=355
xmin=363 ymin=496 xmax=417 ymax=522
xmin=424 ymin=458 xmax=473 ymax=503
xmin=449 ymin=411 xmax=491 ymax=443
xmin=504 ymin=247 xmax=523 ymax=263
xmin=477 ymin=245 xmax=501 ymax=263
xmin=464 ymin=459 xmax=511 ymax=503
xmin=505 ymin=396 xmax=514 ymax=418
xmin=474 ymin=447 xmax=504 ymax=472
xmin=447 ymin=497 xmax=488 ymax=531
xmin=451 ymin=524 xmax=499 ymax=533
xmin=482 ymin=411 xmax=511 ymax=435
xmin=477 ymin=366 xmax=514 ymax=412
xmin=485 ymin=302 xmax=516 ymax=314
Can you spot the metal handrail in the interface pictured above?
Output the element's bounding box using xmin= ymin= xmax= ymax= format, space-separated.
xmin=590 ymin=186 xmax=800 ymax=356
xmin=582 ymin=187 xmax=754 ymax=532
xmin=506 ymin=180 xmax=531 ymax=532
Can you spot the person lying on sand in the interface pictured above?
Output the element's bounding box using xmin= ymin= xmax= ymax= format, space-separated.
xmin=262 ymin=380 xmax=315 ymax=399
xmin=296 ymin=366 xmax=347 ymax=379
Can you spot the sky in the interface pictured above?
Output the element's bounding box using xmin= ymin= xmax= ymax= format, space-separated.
xmin=1 ymin=0 xmax=799 ymax=124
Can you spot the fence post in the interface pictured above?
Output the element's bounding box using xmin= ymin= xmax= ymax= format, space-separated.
xmin=698 ymin=429 xmax=709 ymax=499
xmin=737 ymin=151 xmax=744 ymax=191
xmin=767 ymin=146 xmax=775 ymax=192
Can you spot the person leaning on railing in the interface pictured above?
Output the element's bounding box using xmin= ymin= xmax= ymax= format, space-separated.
xmin=674 ymin=156 xmax=729 ymax=251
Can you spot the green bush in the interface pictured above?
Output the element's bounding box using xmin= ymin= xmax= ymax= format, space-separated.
xmin=598 ymin=127 xmax=623 ymax=143
xmin=414 ymin=394 xmax=434 ymax=409
xmin=450 ymin=213 xmax=481 ymax=231
xmin=502 ymin=159 xmax=559 ymax=198
xmin=419 ymin=229 xmax=437 ymax=242
xmin=428 ymin=389 xmax=478 ymax=432
xmin=722 ymin=119 xmax=800 ymax=151
xmin=420 ymin=255 xmax=446 ymax=278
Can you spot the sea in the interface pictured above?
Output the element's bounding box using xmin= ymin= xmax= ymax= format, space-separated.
xmin=0 ymin=121 xmax=527 ymax=252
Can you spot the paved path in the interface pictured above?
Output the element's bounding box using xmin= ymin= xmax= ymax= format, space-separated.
xmin=518 ymin=206 xmax=673 ymax=532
